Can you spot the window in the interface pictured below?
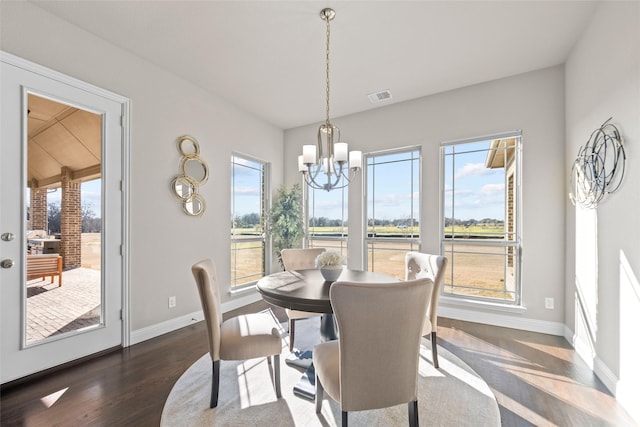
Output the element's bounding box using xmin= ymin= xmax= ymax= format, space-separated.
xmin=306 ymin=184 xmax=348 ymax=257
xmin=230 ymin=154 xmax=269 ymax=289
xmin=365 ymin=148 xmax=420 ymax=279
xmin=441 ymin=132 xmax=521 ymax=304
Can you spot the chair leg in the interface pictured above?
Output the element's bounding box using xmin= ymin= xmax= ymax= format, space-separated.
xmin=315 ymin=376 xmax=324 ymax=413
xmin=289 ymin=318 xmax=296 ymax=352
xmin=431 ymin=331 xmax=439 ymax=369
xmin=342 ymin=411 xmax=348 ymax=427
xmin=408 ymin=400 xmax=419 ymax=427
xmin=211 ymin=360 xmax=220 ymax=408
xmin=273 ymin=354 xmax=281 ymax=398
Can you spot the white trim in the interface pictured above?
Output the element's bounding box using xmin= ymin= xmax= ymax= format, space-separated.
xmin=130 ymin=310 xmax=205 ymax=345
xmin=1 ymin=51 xmax=128 ymax=101
xmin=120 ymin=99 xmax=132 ymax=347
xmin=593 ymin=355 xmax=618 ymax=395
xmin=566 ymin=326 xmax=595 ymax=370
xmin=440 ymin=129 xmax=522 ymax=147
xmin=222 ymin=291 xmax=263 ymax=313
xmin=129 ymin=292 xmax=262 ymax=345
xmin=439 ymin=306 xmax=565 ymax=336
xmin=440 ymin=295 xmax=526 ymax=314
xmin=562 ymin=326 xmax=639 ymax=424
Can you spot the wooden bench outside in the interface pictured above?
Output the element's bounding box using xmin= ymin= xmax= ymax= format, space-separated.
xmin=26 ymin=254 xmax=63 ymax=287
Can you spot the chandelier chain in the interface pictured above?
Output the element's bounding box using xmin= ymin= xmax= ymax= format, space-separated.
xmin=299 ymin=8 xmax=361 ymax=192
xmin=325 ymin=13 xmax=331 ymax=127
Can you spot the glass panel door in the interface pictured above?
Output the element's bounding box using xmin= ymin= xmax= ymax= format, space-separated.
xmin=25 ymin=94 xmax=103 ymax=345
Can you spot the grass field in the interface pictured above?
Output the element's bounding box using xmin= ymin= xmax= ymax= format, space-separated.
xmin=231 ymin=225 xmax=515 ymax=301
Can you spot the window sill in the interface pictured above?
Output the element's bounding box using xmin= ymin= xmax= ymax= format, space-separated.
xmin=439 ymin=295 xmax=526 ymax=314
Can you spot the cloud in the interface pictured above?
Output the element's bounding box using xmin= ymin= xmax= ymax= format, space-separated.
xmin=480 ymin=183 xmax=505 ymax=197
xmin=234 ymin=187 xmax=260 ymax=196
xmin=455 ymin=163 xmax=496 ymax=180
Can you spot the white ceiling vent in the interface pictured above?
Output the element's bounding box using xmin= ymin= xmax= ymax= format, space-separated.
xmin=368 ymin=90 xmax=392 ymax=103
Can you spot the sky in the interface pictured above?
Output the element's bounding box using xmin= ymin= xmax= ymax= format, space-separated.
xmin=229 ymin=140 xmax=509 ymax=223
xmin=443 ymin=140 xmax=507 ymax=221
xmin=231 ymin=156 xmax=263 ymax=219
xmin=310 ymin=141 xmax=507 ymax=222
xmin=29 ymin=179 xmax=102 ymax=218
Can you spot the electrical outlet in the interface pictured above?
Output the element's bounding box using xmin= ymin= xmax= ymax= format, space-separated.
xmin=168 ymin=296 xmax=176 ymax=308
xmin=545 ymin=297 xmax=554 ymax=309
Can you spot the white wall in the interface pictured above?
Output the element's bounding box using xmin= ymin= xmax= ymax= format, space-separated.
xmin=0 ymin=2 xmax=284 ymax=333
xmin=565 ymin=1 xmax=640 ymax=421
xmin=285 ymin=66 xmax=567 ymax=331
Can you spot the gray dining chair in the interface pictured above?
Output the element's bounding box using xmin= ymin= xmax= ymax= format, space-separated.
xmin=192 ymin=259 xmax=282 ymax=408
xmin=313 ymin=277 xmax=434 ymax=427
xmin=405 ymin=252 xmax=448 ymax=368
xmin=281 ymin=247 xmax=326 ymax=351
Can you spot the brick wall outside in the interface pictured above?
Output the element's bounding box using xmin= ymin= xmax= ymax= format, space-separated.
xmin=29 ymin=184 xmax=47 ymax=232
xmin=61 ymin=167 xmax=81 ymax=269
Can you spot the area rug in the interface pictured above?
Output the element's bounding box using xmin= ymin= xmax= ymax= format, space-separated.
xmin=161 ymin=317 xmax=500 ymax=426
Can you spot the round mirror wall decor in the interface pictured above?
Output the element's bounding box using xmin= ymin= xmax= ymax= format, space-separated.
xmin=172 ymin=135 xmax=208 ymax=216
xmin=177 ymin=134 xmax=200 ymax=157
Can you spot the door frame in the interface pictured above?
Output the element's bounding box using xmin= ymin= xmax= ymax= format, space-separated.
xmin=1 ymin=51 xmax=131 ymax=380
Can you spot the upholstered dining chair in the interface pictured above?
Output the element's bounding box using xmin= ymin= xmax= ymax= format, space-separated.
xmin=281 ymin=247 xmax=326 ymax=351
xmin=405 ymin=252 xmax=448 ymax=369
xmin=313 ymin=277 xmax=434 ymax=427
xmin=192 ymin=259 xmax=282 ymax=408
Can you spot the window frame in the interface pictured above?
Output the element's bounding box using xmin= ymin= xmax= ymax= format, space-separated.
xmin=440 ymin=131 xmax=522 ymax=306
xmin=230 ymin=152 xmax=270 ymax=292
xmin=364 ymin=146 xmax=421 ymax=279
xmin=305 ymin=179 xmax=348 ymax=256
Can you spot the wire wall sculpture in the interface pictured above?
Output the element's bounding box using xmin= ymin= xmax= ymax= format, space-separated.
xmin=569 ymin=118 xmax=626 ymax=209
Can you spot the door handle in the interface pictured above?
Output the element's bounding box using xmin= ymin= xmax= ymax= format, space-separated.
xmin=1 ymin=259 xmax=15 ymax=269
xmin=1 ymin=233 xmax=15 ymax=242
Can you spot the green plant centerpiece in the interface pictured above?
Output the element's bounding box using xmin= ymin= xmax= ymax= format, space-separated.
xmin=269 ymin=184 xmax=304 ymax=269
xmin=315 ymin=251 xmax=345 ymax=282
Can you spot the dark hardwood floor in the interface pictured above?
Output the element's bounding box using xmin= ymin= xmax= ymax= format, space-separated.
xmin=1 ymin=301 xmax=636 ymax=426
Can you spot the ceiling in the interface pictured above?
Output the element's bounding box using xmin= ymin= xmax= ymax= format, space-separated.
xmin=28 ymin=94 xmax=101 ymax=189
xmin=30 ymin=0 xmax=597 ymax=130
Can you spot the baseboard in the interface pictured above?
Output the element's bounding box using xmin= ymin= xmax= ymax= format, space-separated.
xmin=565 ymin=326 xmax=595 ymax=370
xmin=130 ymin=292 xmax=263 ymax=345
xmin=130 ymin=310 xmax=205 ymax=345
xmin=439 ymin=305 xmax=565 ymax=336
xmin=593 ymin=355 xmax=618 ymax=395
xmin=565 ymin=326 xmax=640 ymax=425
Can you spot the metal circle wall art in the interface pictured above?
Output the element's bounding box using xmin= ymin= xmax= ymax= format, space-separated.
xmin=569 ymin=118 xmax=626 ymax=209
xmin=171 ymin=135 xmax=208 ymax=216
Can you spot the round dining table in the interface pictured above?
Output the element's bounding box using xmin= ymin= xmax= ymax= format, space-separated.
xmin=256 ymin=268 xmax=398 ymax=399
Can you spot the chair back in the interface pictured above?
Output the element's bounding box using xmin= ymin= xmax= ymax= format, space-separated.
xmin=281 ymin=248 xmax=326 ymax=271
xmin=329 ymin=278 xmax=434 ymax=411
xmin=405 ymin=252 xmax=448 ymax=331
xmin=192 ymin=259 xmax=223 ymax=361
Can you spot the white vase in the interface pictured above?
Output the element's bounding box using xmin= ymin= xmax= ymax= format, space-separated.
xmin=320 ymin=267 xmax=343 ymax=282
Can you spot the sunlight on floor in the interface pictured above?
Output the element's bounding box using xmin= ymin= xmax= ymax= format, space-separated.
xmin=419 ymin=343 xmax=494 ymax=398
xmin=492 ymin=388 xmax=551 ymax=425
xmin=40 ymin=387 xmax=68 ymax=408
xmin=453 ymin=327 xmax=619 ymax=424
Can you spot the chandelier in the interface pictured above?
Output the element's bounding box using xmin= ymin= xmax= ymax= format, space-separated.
xmin=298 ymin=8 xmax=361 ymax=192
